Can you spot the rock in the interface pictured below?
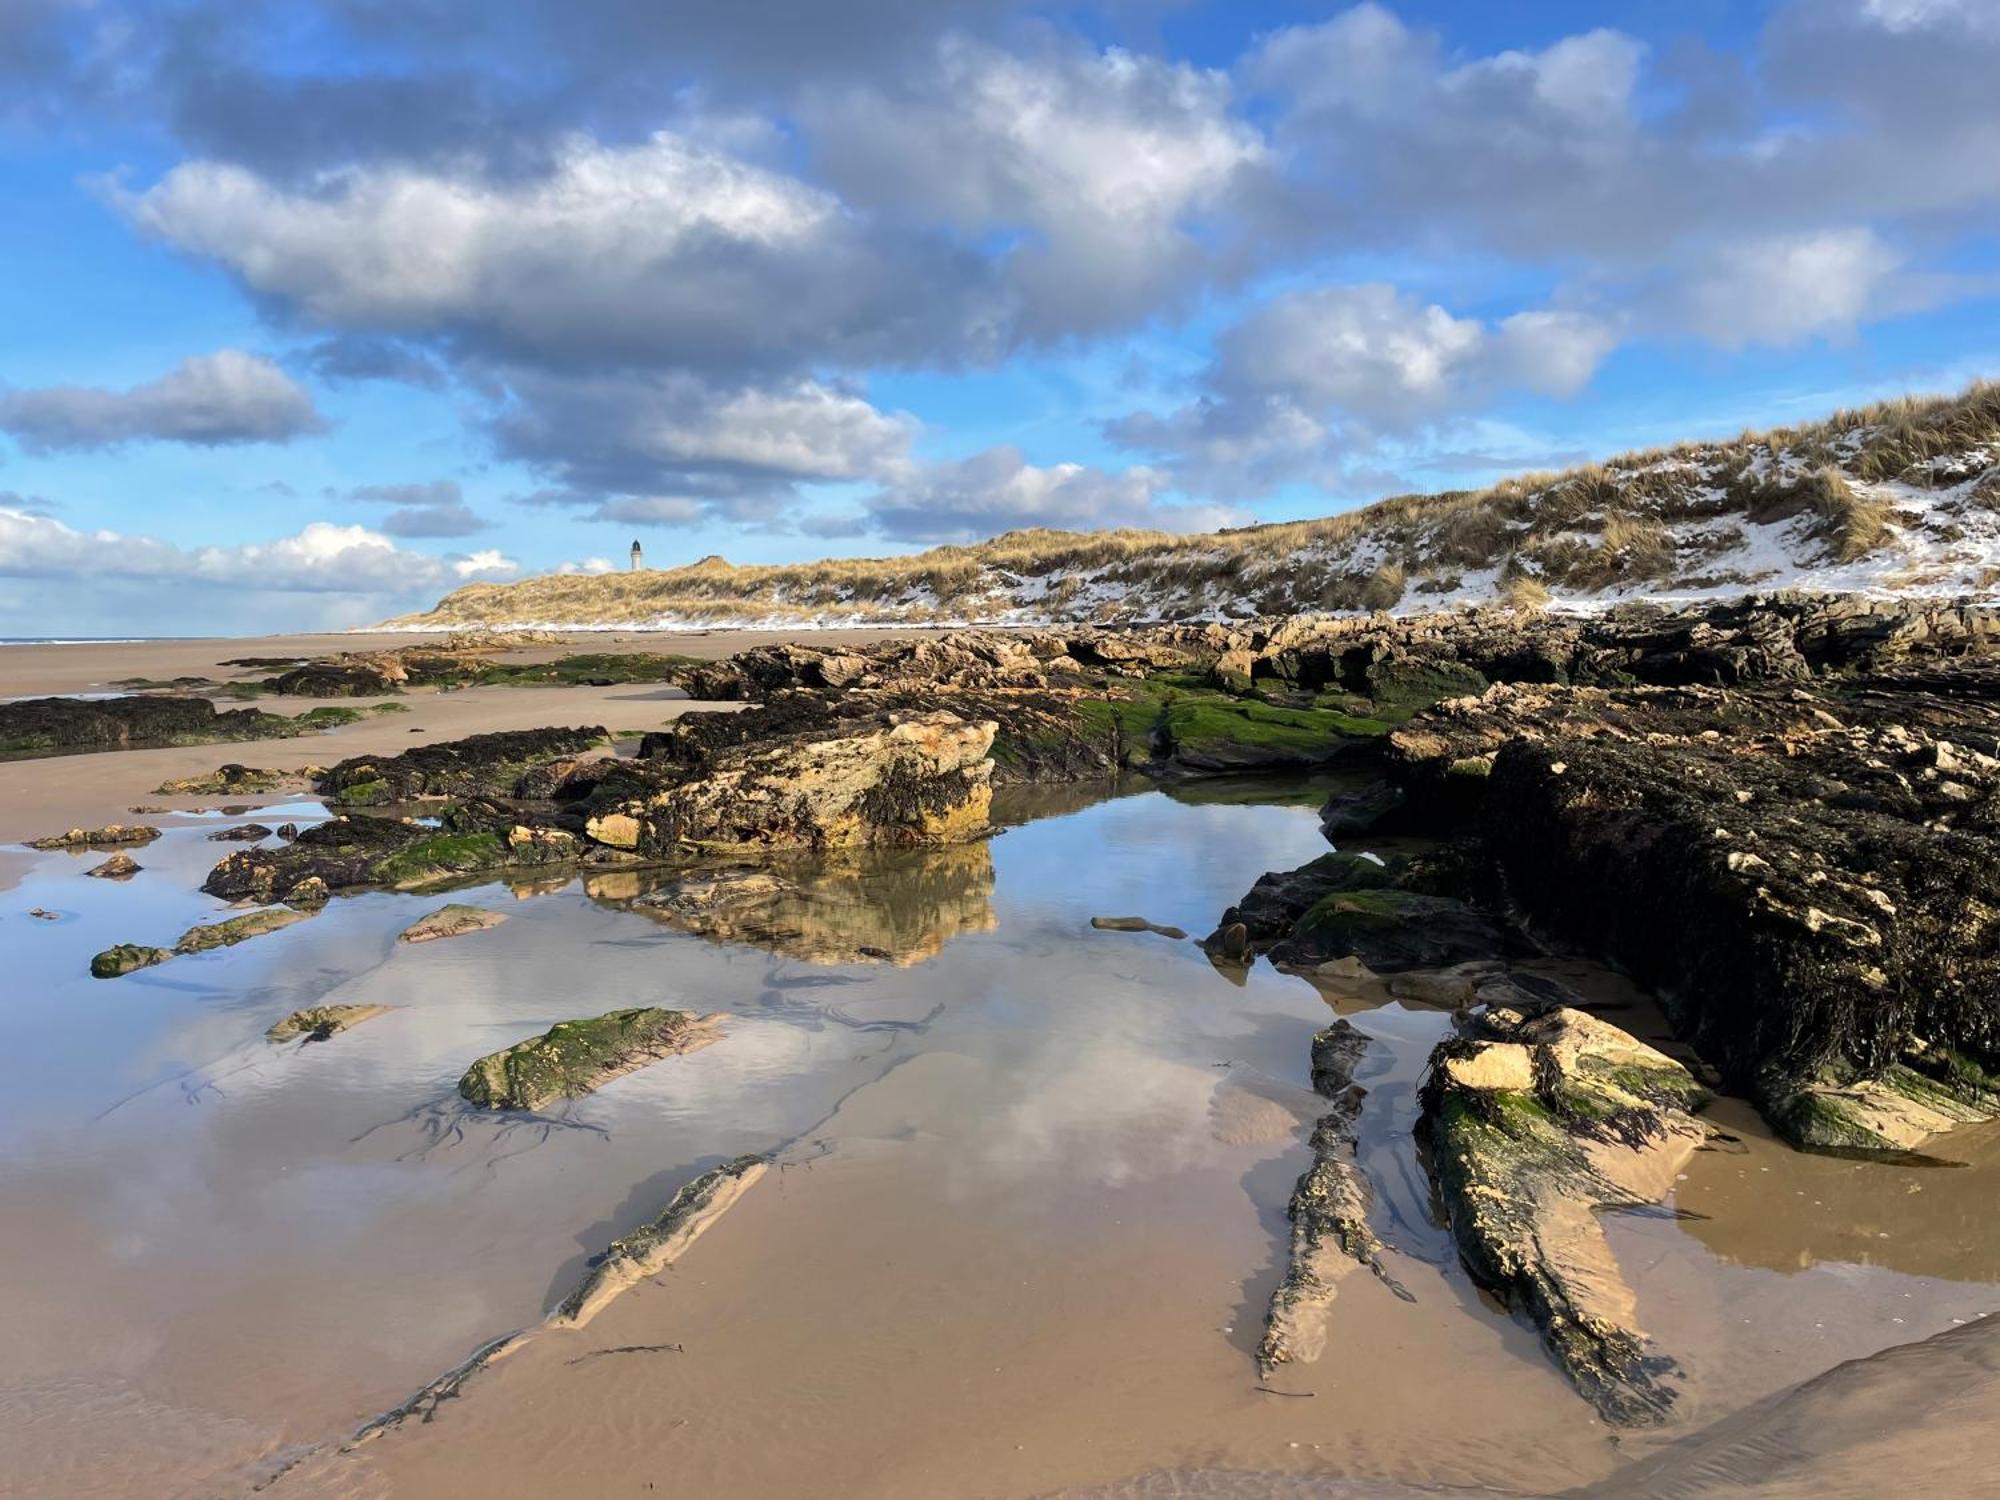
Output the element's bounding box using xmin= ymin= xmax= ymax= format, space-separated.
xmin=1387 ymin=962 xmax=1506 ymax=1007
xmin=28 ymin=907 xmax=58 ymax=920
xmin=175 ymin=906 xmax=312 ymax=953
xmin=275 ymin=823 xmax=299 ymax=839
xmin=1089 ymin=915 xmax=1188 ymax=939
xmin=316 ymin=726 xmax=608 ymax=803
xmin=1420 ymin=1003 xmax=1710 ymax=1425
xmin=27 ymin=824 xmax=160 ymax=850
xmin=1277 ymin=888 xmax=1503 ymax=973
xmin=153 ymin=764 xmax=288 ymax=796
xmin=85 ymin=852 xmax=141 ymax=879
xmin=267 ymin=1004 xmax=391 ymax=1042
xmin=89 ymin=944 xmax=172 ymax=978
xmin=550 ymin=1155 xmax=768 ymax=1328
xmin=1261 ymin=1020 xmax=1408 ymax=1371
xmin=0 ymin=696 xmax=293 ymax=759
xmin=1318 ymin=780 xmax=1408 ymax=836
xmin=202 ymin=806 xmax=560 ymax=902
xmin=621 ymin=845 xmax=996 ymax=965
xmin=1313 ymin=955 xmax=1379 ymax=985
xmin=399 ymin=903 xmax=507 ymax=944
xmin=1204 ymin=852 xmax=1396 ymax=958
xmin=207 ymin=823 xmax=275 ymax=842
xmin=458 ymin=1007 xmax=724 ymax=1111
xmin=590 ymin=710 xmax=995 ymax=855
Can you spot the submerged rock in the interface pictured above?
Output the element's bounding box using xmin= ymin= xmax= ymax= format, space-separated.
xmin=399 ymin=903 xmax=506 ymax=944
xmin=27 ymin=824 xmax=160 ymax=850
xmin=175 ymin=906 xmax=312 ymax=953
xmin=458 ymin=1007 xmax=724 ymax=1111
xmin=1261 ymin=1019 xmax=1410 ymax=1373
xmin=85 ymin=852 xmax=141 ymax=880
xmin=89 ymin=943 xmax=172 ymax=978
xmin=1419 ymin=1002 xmax=1710 ymax=1425
xmin=267 ymin=1003 xmax=391 ymax=1042
xmin=551 ymin=1155 xmax=769 ymax=1328
xmin=1089 ymin=915 xmax=1188 ymax=939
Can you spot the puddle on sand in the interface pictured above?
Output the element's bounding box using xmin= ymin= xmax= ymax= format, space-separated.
xmin=2 ymin=788 xmax=1998 ymax=1499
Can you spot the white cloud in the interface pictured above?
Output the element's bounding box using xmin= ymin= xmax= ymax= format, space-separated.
xmin=0 ymin=507 xmax=516 ymax=593
xmin=861 ymin=447 xmax=1243 ymax=544
xmin=1682 ymin=229 xmax=1907 ymax=347
xmin=0 ymin=350 xmax=325 ymax=452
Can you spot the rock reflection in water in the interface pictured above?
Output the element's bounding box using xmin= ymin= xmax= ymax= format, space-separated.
xmin=590 ymin=841 xmax=997 ymax=966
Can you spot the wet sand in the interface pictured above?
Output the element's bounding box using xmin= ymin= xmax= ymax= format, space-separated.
xmin=9 ymin=635 xmax=2000 ymax=1499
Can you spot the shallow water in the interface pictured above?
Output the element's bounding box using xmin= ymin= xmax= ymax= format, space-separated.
xmin=3 ymin=786 xmax=1997 ymax=1498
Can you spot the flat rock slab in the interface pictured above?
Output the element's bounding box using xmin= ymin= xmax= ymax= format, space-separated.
xmin=175 ymin=906 xmax=312 ymax=953
xmin=458 ymin=1007 xmax=725 ymax=1111
xmin=267 ymin=1003 xmax=392 ymax=1042
xmin=399 ymin=903 xmax=507 ymax=944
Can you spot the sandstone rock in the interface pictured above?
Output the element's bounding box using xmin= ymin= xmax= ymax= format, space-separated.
xmin=85 ymin=852 xmax=141 ymax=880
xmin=1420 ymin=1003 xmax=1710 ymax=1425
xmin=267 ymin=1004 xmax=391 ymax=1042
xmin=1090 ymin=915 xmax=1188 ymax=939
xmin=399 ymin=903 xmax=506 ymax=944
xmin=458 ymin=1007 xmax=724 ymax=1111
xmin=28 ymin=824 xmax=160 ymax=850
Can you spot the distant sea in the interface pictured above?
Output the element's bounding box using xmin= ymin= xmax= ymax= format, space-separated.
xmin=0 ymin=637 xmax=188 ymax=645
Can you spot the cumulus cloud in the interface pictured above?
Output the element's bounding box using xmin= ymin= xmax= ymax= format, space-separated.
xmin=806 ymin=38 xmax=1267 ymax=337
xmin=492 ymin=371 xmax=916 ymax=510
xmin=0 ymin=351 xmax=325 ymax=452
xmin=1112 ymin=285 xmax=1616 ymax=496
xmin=1680 ymin=229 xmax=1911 ymax=348
xmin=0 ymin=505 xmax=517 ymax=593
xmin=346 ymin=479 xmax=493 ymax=537
xmin=860 ymin=447 xmax=1243 ymax=544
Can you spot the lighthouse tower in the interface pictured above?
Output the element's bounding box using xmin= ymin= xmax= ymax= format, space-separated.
xmin=629 ymin=539 xmax=644 ymax=571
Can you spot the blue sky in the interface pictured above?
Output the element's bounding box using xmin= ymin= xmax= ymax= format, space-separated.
xmin=1 ymin=0 xmax=1996 ymax=634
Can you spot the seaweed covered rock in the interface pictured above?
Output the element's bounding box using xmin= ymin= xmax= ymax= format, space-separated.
xmin=0 ymin=696 xmax=294 ymax=758
xmin=175 ymin=906 xmax=312 ymax=953
xmin=27 ymin=824 xmax=161 ymax=850
xmin=315 ymin=726 xmax=608 ymax=804
xmin=154 ymin=764 xmax=289 ymax=796
xmin=1420 ymin=1003 xmax=1710 ymax=1425
xmin=587 ymin=710 xmax=995 ymax=855
xmin=1203 ymin=851 xmax=1501 ymax=972
xmin=89 ymin=943 xmax=172 ymax=979
xmin=458 ymin=1007 xmax=723 ymax=1110
xmin=267 ymin=1004 xmax=390 ymax=1041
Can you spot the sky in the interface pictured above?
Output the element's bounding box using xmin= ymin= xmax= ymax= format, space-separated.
xmin=0 ymin=0 xmax=1997 ymax=636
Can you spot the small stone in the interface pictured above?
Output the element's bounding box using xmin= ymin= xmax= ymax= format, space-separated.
xmin=85 ymin=852 xmax=142 ymax=880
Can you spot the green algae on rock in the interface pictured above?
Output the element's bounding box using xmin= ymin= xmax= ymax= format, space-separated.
xmin=1420 ymin=1002 xmax=1710 ymax=1426
xmin=267 ymin=1003 xmax=392 ymax=1042
xmin=88 ymin=943 xmax=172 ymax=979
xmin=458 ymin=1007 xmax=724 ymax=1111
xmin=399 ymin=903 xmax=507 ymax=944
xmin=152 ymin=764 xmax=290 ymax=797
xmin=175 ymin=906 xmax=313 ymax=953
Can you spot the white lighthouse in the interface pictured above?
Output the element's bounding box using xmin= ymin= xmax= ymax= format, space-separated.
xmin=629 ymin=539 xmax=644 ymax=571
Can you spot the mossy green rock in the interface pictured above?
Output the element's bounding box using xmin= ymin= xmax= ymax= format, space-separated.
xmin=89 ymin=943 xmax=172 ymax=979
xmin=398 ymin=902 xmax=506 ymax=943
xmin=175 ymin=906 xmax=312 ymax=953
xmin=458 ymin=1007 xmax=718 ymax=1111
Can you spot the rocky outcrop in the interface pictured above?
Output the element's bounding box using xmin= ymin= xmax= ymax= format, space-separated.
xmin=587 ymin=710 xmax=995 ymax=855
xmin=267 ymin=1004 xmax=391 ymax=1041
xmin=315 ymin=726 xmax=608 ymax=804
xmin=458 ymin=1008 xmax=724 ymax=1110
xmin=27 ymin=824 xmax=160 ymax=850
xmin=398 ymin=903 xmax=506 ymax=943
xmin=1387 ymin=669 xmax=2000 ymax=1150
xmin=88 ymin=943 xmax=171 ymax=978
xmin=1261 ymin=1019 xmax=1407 ymax=1371
xmin=1420 ymin=1003 xmax=1710 ymax=1425
xmin=620 ymin=844 xmax=996 ymax=964
xmin=154 ymin=764 xmax=289 ymax=796
xmin=1204 ymin=850 xmax=1502 ymax=973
